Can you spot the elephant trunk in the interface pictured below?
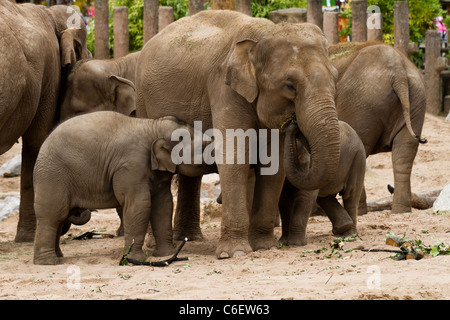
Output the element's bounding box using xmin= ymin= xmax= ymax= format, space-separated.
xmin=284 ymin=94 xmax=340 ymax=191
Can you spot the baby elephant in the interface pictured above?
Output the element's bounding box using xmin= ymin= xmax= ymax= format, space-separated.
xmin=280 ymin=121 xmax=366 ymax=246
xmin=33 ymin=111 xmax=201 ymax=265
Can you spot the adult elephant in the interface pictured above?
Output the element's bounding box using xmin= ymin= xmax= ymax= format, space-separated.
xmin=136 ymin=10 xmax=341 ymax=258
xmin=0 ymin=0 xmax=91 ymax=241
xmin=329 ymin=42 xmax=427 ymax=213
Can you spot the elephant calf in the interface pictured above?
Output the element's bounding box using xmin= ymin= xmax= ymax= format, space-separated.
xmin=33 ymin=111 xmax=202 ymax=265
xmin=280 ymin=121 xmax=366 ymax=246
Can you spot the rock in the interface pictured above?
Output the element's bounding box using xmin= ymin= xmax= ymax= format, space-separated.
xmin=433 ymin=184 xmax=450 ymax=212
xmin=0 ymin=194 xmax=20 ymax=222
xmin=0 ymin=155 xmax=21 ymax=177
xmin=201 ymin=173 xmax=221 ymax=202
xmin=269 ymin=8 xmax=307 ymax=24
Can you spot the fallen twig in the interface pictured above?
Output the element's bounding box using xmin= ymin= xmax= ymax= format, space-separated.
xmin=120 ymin=238 xmax=189 ymax=267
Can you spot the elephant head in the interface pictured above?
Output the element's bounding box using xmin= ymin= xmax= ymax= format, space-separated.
xmin=225 ymin=23 xmax=340 ymax=190
xmin=60 ymin=62 xmax=136 ymax=121
xmin=47 ymin=5 xmax=92 ymax=69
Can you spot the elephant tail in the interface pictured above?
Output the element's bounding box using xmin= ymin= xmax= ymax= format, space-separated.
xmin=391 ymin=56 xmax=427 ymax=144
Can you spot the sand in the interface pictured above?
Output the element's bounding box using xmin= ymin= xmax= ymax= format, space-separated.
xmin=0 ymin=113 xmax=449 ymax=300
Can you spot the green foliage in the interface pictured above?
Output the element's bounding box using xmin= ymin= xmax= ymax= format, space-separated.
xmin=339 ymin=0 xmax=445 ymax=69
xmin=251 ymin=0 xmax=307 ymax=19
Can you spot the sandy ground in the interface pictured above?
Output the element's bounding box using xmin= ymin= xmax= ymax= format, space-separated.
xmin=0 ymin=113 xmax=449 ymax=301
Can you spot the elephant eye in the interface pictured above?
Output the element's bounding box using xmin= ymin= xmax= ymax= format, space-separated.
xmin=286 ymin=80 xmax=296 ymax=93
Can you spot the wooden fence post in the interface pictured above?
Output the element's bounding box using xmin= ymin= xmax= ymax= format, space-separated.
xmin=394 ymin=1 xmax=409 ymax=57
xmin=189 ymin=0 xmax=204 ymax=16
xmin=425 ymin=30 xmax=448 ymax=114
xmin=236 ymin=0 xmax=251 ymax=15
xmin=113 ymin=6 xmax=129 ymax=58
xmin=94 ymin=0 xmax=109 ymax=59
xmin=307 ymin=0 xmax=323 ymax=30
xmin=323 ymin=11 xmax=339 ymax=45
xmin=159 ymin=6 xmax=174 ymax=32
xmin=143 ymin=0 xmax=158 ymax=44
xmin=352 ymin=0 xmax=367 ymax=42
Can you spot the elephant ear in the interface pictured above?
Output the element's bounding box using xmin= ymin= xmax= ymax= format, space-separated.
xmin=225 ymin=39 xmax=258 ymax=103
xmin=109 ymin=75 xmax=136 ymax=117
xmin=60 ymin=28 xmax=85 ymax=69
xmin=151 ymin=138 xmax=176 ymax=173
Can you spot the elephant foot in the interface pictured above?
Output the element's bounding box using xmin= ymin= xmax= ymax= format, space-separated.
xmin=215 ymin=239 xmax=252 ymax=259
xmin=391 ymin=203 xmax=412 ymax=213
xmin=33 ymin=251 xmax=60 ymax=265
xmin=152 ymin=243 xmax=176 ymax=257
xmin=173 ymin=229 xmax=204 ymax=242
xmin=287 ymin=234 xmax=307 ymax=247
xmin=358 ymin=203 xmax=368 ymax=216
xmin=14 ymin=227 xmax=35 ymax=243
xmin=249 ymin=233 xmax=279 ymax=252
xmin=331 ymin=218 xmax=354 ymax=235
xmin=127 ymin=247 xmax=148 ymax=262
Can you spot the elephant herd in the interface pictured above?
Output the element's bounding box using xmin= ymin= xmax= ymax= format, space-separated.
xmin=0 ymin=1 xmax=426 ymax=265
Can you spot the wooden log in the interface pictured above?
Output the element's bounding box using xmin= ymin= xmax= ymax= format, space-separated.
xmin=352 ymin=0 xmax=367 ymax=42
xmin=143 ymin=0 xmax=158 ymax=43
xmin=159 ymin=6 xmax=174 ymax=32
xmin=323 ymin=11 xmax=339 ymax=45
xmin=307 ymin=0 xmax=323 ymax=30
xmin=113 ymin=6 xmax=129 ymax=59
xmin=94 ymin=0 xmax=109 ymax=59
xmin=394 ymin=1 xmax=409 ymax=57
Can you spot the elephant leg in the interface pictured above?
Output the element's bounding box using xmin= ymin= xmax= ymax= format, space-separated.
xmin=15 ymin=144 xmax=38 ymax=242
xmin=215 ymin=163 xmax=253 ymax=258
xmin=317 ymin=195 xmax=354 ymax=235
xmin=33 ymin=204 xmax=67 ymax=265
xmin=116 ymin=207 xmax=124 ymax=236
xmin=358 ymin=185 xmax=368 ymax=215
xmin=15 ymin=90 xmax=57 ymax=242
xmin=278 ymin=180 xmax=296 ymax=244
xmin=150 ymin=181 xmax=175 ymax=257
xmin=391 ymin=128 xmax=419 ymax=213
xmin=287 ymin=188 xmax=319 ymax=246
xmin=248 ymin=166 xmax=285 ymax=251
xmin=119 ymin=184 xmax=152 ymax=262
xmin=173 ymin=175 xmax=203 ymax=241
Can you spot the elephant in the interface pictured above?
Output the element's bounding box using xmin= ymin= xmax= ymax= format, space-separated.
xmin=280 ymin=121 xmax=366 ymax=246
xmin=0 ymin=1 xmax=91 ymax=242
xmin=33 ymin=111 xmax=211 ymax=265
xmin=60 ymin=51 xmax=140 ymax=121
xmin=328 ymin=42 xmax=427 ymax=213
xmin=135 ymin=10 xmax=341 ymax=258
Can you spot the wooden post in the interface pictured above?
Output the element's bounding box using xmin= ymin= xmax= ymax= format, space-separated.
xmin=189 ymin=0 xmax=204 ymax=16
xmin=94 ymin=0 xmax=109 ymax=59
xmin=425 ymin=30 xmax=448 ymax=114
xmin=323 ymin=11 xmax=339 ymax=45
xmin=159 ymin=6 xmax=174 ymax=32
xmin=236 ymin=0 xmax=251 ymax=15
xmin=307 ymin=0 xmax=323 ymax=30
xmin=113 ymin=6 xmax=129 ymax=59
xmin=210 ymin=0 xmax=236 ymax=10
xmin=143 ymin=0 xmax=158 ymax=44
xmin=394 ymin=1 xmax=409 ymax=57
xmin=352 ymin=0 xmax=367 ymax=42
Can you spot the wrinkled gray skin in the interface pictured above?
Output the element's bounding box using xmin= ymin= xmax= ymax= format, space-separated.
xmin=60 ymin=51 xmax=140 ymax=121
xmin=329 ymin=42 xmax=426 ymax=214
xmin=136 ymin=10 xmax=341 ymax=259
xmin=280 ymin=121 xmax=366 ymax=246
xmin=0 ymin=1 xmax=91 ymax=242
xmin=33 ymin=111 xmax=209 ymax=265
